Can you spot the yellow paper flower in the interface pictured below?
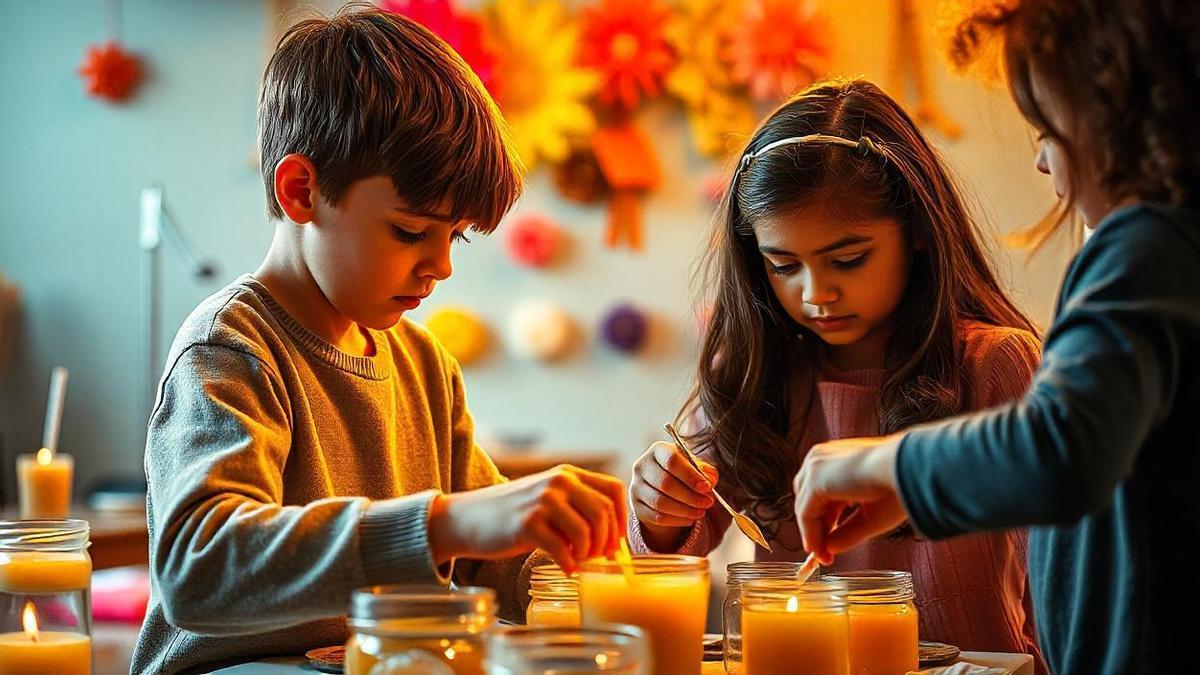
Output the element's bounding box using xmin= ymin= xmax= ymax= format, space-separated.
xmin=665 ymin=0 xmax=756 ymax=158
xmin=486 ymin=0 xmax=601 ymax=169
xmin=425 ymin=307 xmax=491 ymax=366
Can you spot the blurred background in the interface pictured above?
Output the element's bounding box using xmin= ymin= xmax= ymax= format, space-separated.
xmin=0 ymin=1 xmax=1069 ymax=671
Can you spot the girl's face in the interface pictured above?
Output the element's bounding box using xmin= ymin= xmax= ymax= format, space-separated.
xmin=754 ymin=202 xmax=913 ymax=369
xmin=1029 ymin=69 xmax=1110 ymax=226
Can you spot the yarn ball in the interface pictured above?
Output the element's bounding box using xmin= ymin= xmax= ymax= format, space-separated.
xmin=506 ymin=300 xmax=575 ymax=362
xmin=424 ymin=307 xmax=491 ymax=366
xmin=599 ymin=303 xmax=648 ymax=353
xmin=505 ymin=213 xmax=561 ymax=268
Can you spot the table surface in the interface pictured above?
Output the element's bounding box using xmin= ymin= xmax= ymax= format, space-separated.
xmin=215 ymin=651 xmax=1035 ymax=674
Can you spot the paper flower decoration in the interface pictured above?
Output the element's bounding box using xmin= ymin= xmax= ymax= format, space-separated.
xmin=553 ymin=146 xmax=610 ymax=204
xmin=578 ymin=0 xmax=676 ymax=112
xmin=378 ymin=0 xmax=499 ymax=94
xmin=591 ymin=123 xmax=661 ymax=251
xmin=505 ymin=213 xmax=561 ymax=268
xmin=723 ymin=0 xmax=830 ymax=101
xmin=485 ymin=0 xmax=600 ymax=168
xmin=78 ymin=42 xmax=144 ymax=103
xmin=665 ymin=0 xmax=756 ymax=158
xmin=507 ymin=300 xmax=576 ymax=362
xmin=425 ymin=307 xmax=491 ymax=366
xmin=599 ymin=303 xmax=648 ymax=353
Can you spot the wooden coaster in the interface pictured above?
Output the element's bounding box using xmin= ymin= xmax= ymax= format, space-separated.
xmin=305 ymin=646 xmax=345 ymax=674
xmin=919 ymin=640 xmax=961 ymax=667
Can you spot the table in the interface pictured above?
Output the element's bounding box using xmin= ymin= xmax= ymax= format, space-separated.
xmin=2 ymin=506 xmax=149 ymax=570
xmin=215 ymin=651 xmax=1034 ymax=674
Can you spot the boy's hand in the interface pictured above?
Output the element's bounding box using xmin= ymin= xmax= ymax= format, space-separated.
xmin=630 ymin=441 xmax=718 ymax=551
xmin=428 ymin=465 xmax=627 ymax=574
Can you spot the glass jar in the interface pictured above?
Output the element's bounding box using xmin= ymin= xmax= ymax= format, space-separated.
xmin=722 ymin=561 xmax=808 ymax=673
xmin=346 ymin=585 xmax=496 ymax=675
xmin=822 ymin=571 xmax=918 ymax=675
xmin=486 ymin=625 xmax=649 ymax=674
xmin=740 ymin=579 xmax=850 ymax=675
xmin=579 ymin=555 xmax=709 ymax=675
xmin=0 ymin=519 xmax=92 ymax=675
xmin=526 ymin=564 xmax=580 ymax=628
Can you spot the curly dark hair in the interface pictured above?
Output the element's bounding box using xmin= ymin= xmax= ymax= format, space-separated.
xmin=681 ymin=80 xmax=1037 ymax=536
xmin=950 ymin=0 xmax=1200 ymax=248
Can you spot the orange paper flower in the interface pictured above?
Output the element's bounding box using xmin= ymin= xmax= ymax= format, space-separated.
xmin=578 ymin=0 xmax=676 ymax=112
xmin=723 ymin=0 xmax=830 ymax=101
xmin=78 ymin=42 xmax=143 ymax=103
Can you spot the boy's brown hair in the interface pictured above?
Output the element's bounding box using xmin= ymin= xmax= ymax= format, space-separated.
xmin=257 ymin=5 xmax=522 ymax=232
xmin=950 ymin=0 xmax=1200 ymax=249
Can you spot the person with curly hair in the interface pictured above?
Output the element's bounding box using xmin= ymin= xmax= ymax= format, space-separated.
xmin=791 ymin=2 xmax=1200 ymax=673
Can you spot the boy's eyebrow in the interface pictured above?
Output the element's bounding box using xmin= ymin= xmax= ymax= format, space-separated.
xmin=392 ymin=206 xmax=456 ymax=224
xmin=758 ymin=235 xmax=873 ymax=258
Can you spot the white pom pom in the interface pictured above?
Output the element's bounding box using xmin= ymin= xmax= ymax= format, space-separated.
xmin=506 ymin=300 xmax=576 ymax=362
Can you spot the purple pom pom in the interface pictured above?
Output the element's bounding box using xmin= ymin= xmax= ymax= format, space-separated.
xmin=600 ymin=304 xmax=648 ymax=353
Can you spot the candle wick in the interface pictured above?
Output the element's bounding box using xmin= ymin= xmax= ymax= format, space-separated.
xmin=30 ymin=631 xmax=37 ymax=644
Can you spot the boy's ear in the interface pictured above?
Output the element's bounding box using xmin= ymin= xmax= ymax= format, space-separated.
xmin=273 ymin=154 xmax=319 ymax=224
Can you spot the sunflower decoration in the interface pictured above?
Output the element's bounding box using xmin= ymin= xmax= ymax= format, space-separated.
xmin=665 ymin=0 xmax=756 ymax=158
xmin=723 ymin=0 xmax=831 ymax=102
xmin=577 ymin=0 xmax=676 ymax=113
xmin=484 ymin=0 xmax=600 ymax=169
xmin=378 ymin=0 xmax=499 ymax=95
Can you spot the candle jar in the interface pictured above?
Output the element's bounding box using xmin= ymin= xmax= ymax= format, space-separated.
xmin=486 ymin=625 xmax=649 ymax=674
xmin=345 ymin=585 xmax=496 ymax=675
xmin=740 ymin=579 xmax=850 ymax=675
xmin=16 ymin=451 xmax=73 ymax=519
xmin=526 ymin=564 xmax=580 ymax=628
xmin=0 ymin=519 xmax=92 ymax=675
xmin=579 ymin=555 xmax=709 ymax=675
xmin=721 ymin=561 xmax=807 ymax=673
xmin=822 ymin=571 xmax=918 ymax=675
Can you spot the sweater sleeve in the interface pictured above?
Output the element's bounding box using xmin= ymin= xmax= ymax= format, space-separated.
xmin=145 ymin=343 xmax=443 ymax=637
xmin=896 ymin=208 xmax=1200 ymax=538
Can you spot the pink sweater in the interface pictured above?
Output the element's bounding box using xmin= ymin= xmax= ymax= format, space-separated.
xmin=630 ymin=322 xmax=1047 ymax=671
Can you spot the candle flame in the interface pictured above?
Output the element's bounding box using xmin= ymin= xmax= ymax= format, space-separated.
xmin=786 ymin=595 xmax=799 ymax=613
xmin=595 ymin=653 xmax=609 ymax=667
xmin=444 ymin=647 xmax=457 ymax=661
xmin=22 ymin=602 xmax=39 ymax=642
xmin=36 ymin=447 xmax=53 ymax=466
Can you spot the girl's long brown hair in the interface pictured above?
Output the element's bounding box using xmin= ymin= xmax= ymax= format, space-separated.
xmin=682 ymin=79 xmax=1037 ymax=532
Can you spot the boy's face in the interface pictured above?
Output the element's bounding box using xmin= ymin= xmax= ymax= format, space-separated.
xmin=755 ymin=203 xmax=912 ymax=360
xmin=306 ymin=175 xmax=471 ymax=330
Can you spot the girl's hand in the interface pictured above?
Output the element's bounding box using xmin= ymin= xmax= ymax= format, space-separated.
xmin=793 ymin=434 xmax=908 ymax=564
xmin=631 ymin=441 xmax=718 ymax=550
xmin=428 ymin=465 xmax=627 ymax=574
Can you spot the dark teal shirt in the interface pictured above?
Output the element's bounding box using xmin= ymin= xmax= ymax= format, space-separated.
xmin=897 ymin=204 xmax=1200 ymax=674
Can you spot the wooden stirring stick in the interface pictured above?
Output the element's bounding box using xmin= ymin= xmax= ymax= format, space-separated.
xmin=663 ymin=423 xmax=773 ymax=552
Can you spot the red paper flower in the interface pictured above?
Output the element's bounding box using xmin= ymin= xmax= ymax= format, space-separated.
xmin=379 ymin=0 xmax=499 ymax=95
xmin=723 ymin=0 xmax=830 ymax=101
xmin=578 ymin=0 xmax=676 ymax=111
xmin=78 ymin=42 xmax=143 ymax=103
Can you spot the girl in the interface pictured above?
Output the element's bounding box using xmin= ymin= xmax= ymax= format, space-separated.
xmin=629 ymin=79 xmax=1046 ymax=667
xmin=792 ymin=3 xmax=1200 ymax=674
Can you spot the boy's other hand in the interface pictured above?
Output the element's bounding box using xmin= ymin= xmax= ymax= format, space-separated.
xmin=428 ymin=465 xmax=627 ymax=574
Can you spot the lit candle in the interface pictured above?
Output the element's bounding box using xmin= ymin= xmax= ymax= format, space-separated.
xmin=579 ymin=555 xmax=709 ymax=675
xmin=0 ymin=602 xmax=90 ymax=675
xmin=17 ymin=449 xmax=73 ymax=520
xmin=741 ymin=581 xmax=850 ymax=675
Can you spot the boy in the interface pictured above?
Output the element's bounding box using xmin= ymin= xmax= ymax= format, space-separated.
xmin=132 ymin=8 xmax=625 ymax=674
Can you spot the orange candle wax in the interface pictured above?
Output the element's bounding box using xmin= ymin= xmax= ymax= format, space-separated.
xmin=0 ymin=603 xmax=90 ymax=675
xmin=846 ymin=603 xmax=919 ymax=675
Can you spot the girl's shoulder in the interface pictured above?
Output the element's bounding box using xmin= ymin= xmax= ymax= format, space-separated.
xmin=960 ymin=321 xmax=1043 ymax=408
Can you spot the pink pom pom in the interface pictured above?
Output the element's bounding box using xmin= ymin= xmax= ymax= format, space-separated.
xmin=505 ymin=213 xmax=561 ymax=268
